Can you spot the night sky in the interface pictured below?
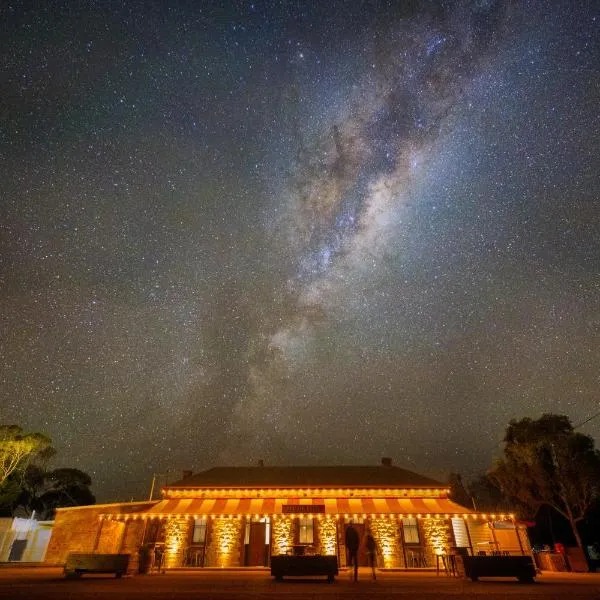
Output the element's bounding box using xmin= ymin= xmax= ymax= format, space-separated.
xmin=2 ymin=1 xmax=599 ymax=502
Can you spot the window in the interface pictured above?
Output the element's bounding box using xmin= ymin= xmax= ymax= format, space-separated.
xmin=451 ymin=517 xmax=469 ymax=549
xmin=192 ymin=518 xmax=207 ymax=544
xmin=402 ymin=518 xmax=420 ymax=544
xmin=298 ymin=517 xmax=314 ymax=544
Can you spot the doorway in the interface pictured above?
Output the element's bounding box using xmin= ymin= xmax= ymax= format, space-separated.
xmin=246 ymin=521 xmax=267 ymax=566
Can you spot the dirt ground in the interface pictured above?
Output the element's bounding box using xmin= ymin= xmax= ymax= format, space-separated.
xmin=1 ymin=566 xmax=599 ymax=600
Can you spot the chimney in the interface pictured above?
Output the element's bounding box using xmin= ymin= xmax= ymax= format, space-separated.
xmin=381 ymin=457 xmax=392 ymax=467
xmin=257 ymin=459 xmax=264 ymax=467
xmin=182 ymin=470 xmax=193 ymax=479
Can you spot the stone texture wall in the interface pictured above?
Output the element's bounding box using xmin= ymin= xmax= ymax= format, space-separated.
xmin=421 ymin=518 xmax=452 ymax=564
xmin=271 ymin=517 xmax=294 ymax=556
xmin=316 ymin=516 xmax=337 ymax=556
xmin=95 ymin=520 xmax=125 ymax=553
xmin=44 ymin=502 xmax=155 ymax=569
xmin=45 ymin=505 xmax=104 ymax=563
xmin=119 ymin=519 xmax=146 ymax=573
xmin=369 ymin=518 xmax=403 ymax=568
xmin=205 ymin=518 xmax=244 ymax=567
xmin=337 ymin=519 xmax=347 ymax=566
xmin=164 ymin=518 xmax=193 ymax=568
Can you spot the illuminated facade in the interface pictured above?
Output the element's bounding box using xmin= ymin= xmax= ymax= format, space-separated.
xmin=45 ymin=460 xmax=531 ymax=572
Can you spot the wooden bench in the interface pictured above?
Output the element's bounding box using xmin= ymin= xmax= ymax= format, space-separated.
xmin=64 ymin=553 xmax=130 ymax=579
xmin=271 ymin=555 xmax=338 ymax=582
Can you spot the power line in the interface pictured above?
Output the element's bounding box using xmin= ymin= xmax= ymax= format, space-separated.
xmin=574 ymin=409 xmax=600 ymax=430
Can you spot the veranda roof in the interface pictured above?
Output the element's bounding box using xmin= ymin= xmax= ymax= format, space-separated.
xmin=141 ymin=496 xmax=473 ymax=517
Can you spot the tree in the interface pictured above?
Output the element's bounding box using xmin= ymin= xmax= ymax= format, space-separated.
xmin=448 ymin=472 xmax=473 ymax=508
xmin=0 ymin=426 xmax=53 ymax=487
xmin=10 ymin=466 xmax=95 ymax=520
xmin=488 ymin=414 xmax=600 ymax=549
xmin=468 ymin=473 xmax=529 ymax=515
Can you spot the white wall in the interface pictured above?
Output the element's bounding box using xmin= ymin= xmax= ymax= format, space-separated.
xmin=0 ymin=518 xmax=54 ymax=562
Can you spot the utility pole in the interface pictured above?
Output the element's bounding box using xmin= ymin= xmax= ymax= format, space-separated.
xmin=149 ymin=474 xmax=157 ymax=501
xmin=149 ymin=472 xmax=169 ymax=500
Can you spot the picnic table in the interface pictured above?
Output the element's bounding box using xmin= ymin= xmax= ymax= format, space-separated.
xmin=462 ymin=555 xmax=536 ymax=582
xmin=64 ymin=553 xmax=130 ymax=579
xmin=270 ymin=554 xmax=338 ymax=582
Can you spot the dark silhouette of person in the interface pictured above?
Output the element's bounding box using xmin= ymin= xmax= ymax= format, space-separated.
xmin=153 ymin=545 xmax=165 ymax=573
xmin=345 ymin=522 xmax=360 ymax=581
xmin=364 ymin=530 xmax=378 ymax=579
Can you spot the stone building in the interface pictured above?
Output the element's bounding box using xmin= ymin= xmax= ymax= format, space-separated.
xmin=45 ymin=459 xmax=530 ymax=572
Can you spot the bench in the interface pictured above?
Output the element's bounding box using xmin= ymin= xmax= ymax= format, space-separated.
xmin=271 ymin=555 xmax=338 ymax=582
xmin=462 ymin=555 xmax=536 ymax=583
xmin=64 ymin=553 xmax=130 ymax=578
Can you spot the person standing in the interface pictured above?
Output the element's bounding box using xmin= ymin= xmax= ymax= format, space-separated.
xmin=364 ymin=530 xmax=378 ymax=580
xmin=345 ymin=522 xmax=360 ymax=581
xmin=153 ymin=545 xmax=165 ymax=574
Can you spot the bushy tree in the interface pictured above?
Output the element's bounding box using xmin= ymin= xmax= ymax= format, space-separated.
xmin=488 ymin=414 xmax=600 ymax=549
xmin=0 ymin=425 xmax=94 ymax=518
xmin=10 ymin=466 xmax=95 ymax=520
xmin=0 ymin=426 xmax=53 ymax=487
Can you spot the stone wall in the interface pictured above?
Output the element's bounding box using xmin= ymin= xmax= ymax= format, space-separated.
xmin=119 ymin=519 xmax=146 ymax=573
xmin=316 ymin=516 xmax=337 ymax=556
xmin=205 ymin=518 xmax=244 ymax=567
xmin=421 ymin=518 xmax=452 ymax=564
xmin=45 ymin=505 xmax=104 ymax=564
xmin=337 ymin=519 xmax=347 ymax=566
xmin=369 ymin=518 xmax=403 ymax=568
xmin=44 ymin=501 xmax=156 ymax=568
xmin=271 ymin=517 xmax=294 ymax=556
xmin=164 ymin=518 xmax=193 ymax=568
xmin=95 ymin=520 xmax=125 ymax=553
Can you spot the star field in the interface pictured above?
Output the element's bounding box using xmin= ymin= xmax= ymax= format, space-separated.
xmin=1 ymin=0 xmax=599 ymax=501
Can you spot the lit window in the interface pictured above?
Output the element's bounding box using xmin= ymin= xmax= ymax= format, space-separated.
xmin=402 ymin=518 xmax=420 ymax=544
xmin=298 ymin=517 xmax=314 ymax=544
xmin=192 ymin=518 xmax=207 ymax=544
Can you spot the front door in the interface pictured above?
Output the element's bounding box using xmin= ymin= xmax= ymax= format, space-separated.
xmin=247 ymin=522 xmax=266 ymax=566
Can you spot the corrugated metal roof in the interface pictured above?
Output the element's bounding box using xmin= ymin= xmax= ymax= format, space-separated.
xmin=166 ymin=465 xmax=445 ymax=489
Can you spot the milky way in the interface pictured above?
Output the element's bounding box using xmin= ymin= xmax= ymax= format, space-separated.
xmin=2 ymin=1 xmax=599 ymax=501
xmin=224 ymin=1 xmax=513 ymax=458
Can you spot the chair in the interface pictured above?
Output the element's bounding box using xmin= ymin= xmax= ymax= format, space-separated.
xmin=444 ymin=554 xmax=457 ymax=576
xmin=407 ymin=549 xmax=427 ymax=568
xmin=407 ymin=550 xmax=416 ymax=568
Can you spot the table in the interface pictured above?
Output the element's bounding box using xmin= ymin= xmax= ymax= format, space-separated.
xmin=64 ymin=553 xmax=130 ymax=579
xmin=270 ymin=555 xmax=338 ymax=582
xmin=462 ymin=555 xmax=536 ymax=582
